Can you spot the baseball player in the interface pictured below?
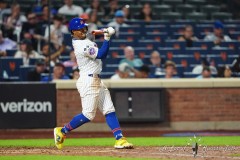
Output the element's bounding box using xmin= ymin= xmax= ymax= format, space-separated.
xmin=54 ymin=17 xmax=133 ymax=149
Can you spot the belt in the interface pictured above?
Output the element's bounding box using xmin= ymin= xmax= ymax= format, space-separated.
xmin=88 ymin=74 xmax=100 ymax=78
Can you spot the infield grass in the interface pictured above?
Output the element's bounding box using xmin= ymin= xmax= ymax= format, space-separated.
xmin=0 ymin=136 xmax=239 ymax=147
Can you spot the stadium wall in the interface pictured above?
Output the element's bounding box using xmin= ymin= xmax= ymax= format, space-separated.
xmin=56 ymin=79 xmax=240 ymax=131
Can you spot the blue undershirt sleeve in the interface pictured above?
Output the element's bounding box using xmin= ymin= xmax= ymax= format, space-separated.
xmin=96 ymin=40 xmax=110 ymax=59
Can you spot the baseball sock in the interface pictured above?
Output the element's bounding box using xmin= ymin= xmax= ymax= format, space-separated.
xmin=105 ymin=112 xmax=123 ymax=140
xmin=61 ymin=113 xmax=90 ymax=134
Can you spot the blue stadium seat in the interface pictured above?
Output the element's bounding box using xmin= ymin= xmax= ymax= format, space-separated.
xmin=219 ymin=41 xmax=240 ymax=51
xmin=0 ymin=58 xmax=23 ymax=80
xmin=164 ymin=40 xmax=186 ymax=50
xmin=118 ymin=32 xmax=141 ymax=41
xmin=185 ymin=47 xmax=208 ymax=57
xmin=145 ymin=25 xmax=167 ymax=34
xmin=183 ymin=72 xmax=199 ymax=78
xmin=158 ymin=47 xmax=182 ymax=59
xmin=6 ymin=49 xmax=17 ymax=57
xmin=169 ymin=24 xmax=187 ymax=36
xmin=63 ymin=33 xmax=72 ymax=47
xmin=211 ymin=47 xmax=236 ymax=56
xmin=111 ymin=40 xmax=136 ymax=48
xmin=144 ymin=32 xmax=168 ymax=43
xmin=119 ymin=25 xmax=141 ymax=33
xmin=19 ymin=65 xmax=35 ymax=81
xmin=229 ymin=31 xmax=240 ymax=41
xmin=100 ymin=72 xmax=115 ymax=79
xmin=137 ymin=40 xmax=162 ymax=49
xmin=192 ymin=41 xmax=214 ymax=50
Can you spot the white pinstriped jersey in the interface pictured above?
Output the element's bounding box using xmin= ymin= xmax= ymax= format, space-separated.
xmin=72 ymin=38 xmax=102 ymax=74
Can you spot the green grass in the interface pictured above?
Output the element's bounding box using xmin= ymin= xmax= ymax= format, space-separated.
xmin=232 ymin=154 xmax=240 ymax=157
xmin=0 ymin=136 xmax=239 ymax=147
xmin=0 ymin=155 xmax=174 ymax=160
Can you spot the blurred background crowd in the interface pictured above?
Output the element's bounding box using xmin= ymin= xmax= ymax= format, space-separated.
xmin=0 ymin=0 xmax=240 ymax=81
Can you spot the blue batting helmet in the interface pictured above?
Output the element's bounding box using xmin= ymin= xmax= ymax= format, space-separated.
xmin=69 ymin=17 xmax=88 ymax=32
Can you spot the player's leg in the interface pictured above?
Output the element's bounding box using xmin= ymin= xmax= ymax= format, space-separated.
xmin=98 ymin=82 xmax=133 ymax=149
xmin=54 ymin=77 xmax=100 ymax=149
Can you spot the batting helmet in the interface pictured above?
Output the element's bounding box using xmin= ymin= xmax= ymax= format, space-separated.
xmin=69 ymin=17 xmax=88 ymax=32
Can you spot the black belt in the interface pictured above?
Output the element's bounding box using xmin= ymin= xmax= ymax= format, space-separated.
xmin=88 ymin=74 xmax=100 ymax=78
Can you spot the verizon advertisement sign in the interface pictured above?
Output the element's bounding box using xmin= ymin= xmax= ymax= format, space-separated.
xmin=0 ymin=83 xmax=56 ymax=129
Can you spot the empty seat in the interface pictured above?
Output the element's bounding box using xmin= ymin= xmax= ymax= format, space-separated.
xmin=164 ymin=40 xmax=186 ymax=49
xmin=162 ymin=0 xmax=183 ymax=8
xmin=19 ymin=65 xmax=35 ymax=81
xmin=185 ymin=47 xmax=208 ymax=57
xmin=158 ymin=47 xmax=182 ymax=58
xmin=200 ymin=5 xmax=220 ymax=19
xmin=192 ymin=41 xmax=214 ymax=49
xmin=63 ymin=33 xmax=72 ymax=47
xmin=186 ymin=0 xmax=206 ymax=5
xmin=119 ymin=25 xmax=141 ymax=33
xmin=145 ymin=25 xmax=167 ymax=33
xmin=153 ymin=5 xmax=172 ymax=14
xmin=219 ymin=41 xmax=240 ymax=51
xmin=139 ymin=0 xmax=159 ymax=5
xmin=185 ymin=12 xmax=207 ymax=21
xmin=161 ymin=12 xmax=182 ymax=20
xmin=144 ymin=32 xmax=168 ymax=42
xmin=176 ymin=4 xmax=196 ymax=14
xmin=229 ymin=31 xmax=240 ymax=41
xmin=6 ymin=49 xmax=17 ymax=57
xmin=211 ymin=12 xmax=232 ymax=20
xmin=118 ymin=32 xmax=141 ymax=41
xmin=111 ymin=40 xmax=136 ymax=48
xmin=138 ymin=39 xmax=162 ymax=49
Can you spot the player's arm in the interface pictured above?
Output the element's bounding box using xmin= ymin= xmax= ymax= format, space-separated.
xmin=83 ymin=27 xmax=115 ymax=59
xmin=96 ymin=27 xmax=115 ymax=59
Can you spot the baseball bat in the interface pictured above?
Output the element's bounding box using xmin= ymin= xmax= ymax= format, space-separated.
xmin=92 ymin=30 xmax=108 ymax=35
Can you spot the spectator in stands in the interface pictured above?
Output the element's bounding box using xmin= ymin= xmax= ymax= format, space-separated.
xmin=58 ymin=0 xmax=83 ymax=16
xmin=44 ymin=14 xmax=68 ymax=50
xmin=217 ymin=65 xmax=232 ymax=78
xmin=107 ymin=10 xmax=128 ymax=37
xmin=178 ymin=25 xmax=198 ymax=47
xmin=72 ymin=68 xmax=80 ymax=80
xmin=192 ymin=59 xmax=217 ymax=75
xmin=85 ymin=0 xmax=105 ymax=15
xmin=196 ymin=66 xmax=212 ymax=79
xmin=38 ymin=5 xmax=53 ymax=26
xmin=40 ymin=43 xmax=65 ymax=66
xmin=0 ymin=30 xmax=17 ymax=56
xmin=41 ymin=62 xmax=69 ymax=81
xmin=3 ymin=3 xmax=27 ymax=39
xmin=0 ymin=0 xmax=11 ymax=24
xmin=137 ymin=3 xmax=154 ymax=22
xmin=63 ymin=50 xmax=78 ymax=68
xmin=14 ymin=39 xmax=43 ymax=66
xmin=122 ymin=5 xmax=132 ymax=20
xmin=204 ymin=21 xmax=232 ymax=45
xmin=27 ymin=59 xmax=48 ymax=81
xmin=21 ymin=12 xmax=41 ymax=50
xmin=80 ymin=13 xmax=97 ymax=32
xmin=104 ymin=0 xmax=120 ymax=20
xmin=136 ymin=65 xmax=150 ymax=78
xmin=119 ymin=46 xmax=143 ymax=68
xmin=164 ymin=60 xmax=178 ymax=79
xmin=149 ymin=50 xmax=164 ymax=77
xmin=89 ymin=11 xmax=103 ymax=26
xmin=111 ymin=62 xmax=132 ymax=79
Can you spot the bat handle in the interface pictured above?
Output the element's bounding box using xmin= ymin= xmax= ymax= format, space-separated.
xmin=92 ymin=30 xmax=105 ymax=35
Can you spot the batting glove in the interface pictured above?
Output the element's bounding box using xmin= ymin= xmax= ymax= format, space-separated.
xmin=103 ymin=27 xmax=115 ymax=41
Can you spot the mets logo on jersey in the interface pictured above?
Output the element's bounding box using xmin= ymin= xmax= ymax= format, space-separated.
xmin=89 ymin=47 xmax=96 ymax=55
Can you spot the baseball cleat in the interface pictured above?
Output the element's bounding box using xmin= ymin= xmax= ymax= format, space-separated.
xmin=114 ymin=137 xmax=133 ymax=149
xmin=54 ymin=127 xmax=66 ymax=150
